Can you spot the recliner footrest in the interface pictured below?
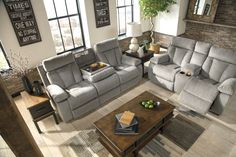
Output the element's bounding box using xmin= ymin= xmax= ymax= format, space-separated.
xmin=178 ymin=78 xmax=219 ymax=115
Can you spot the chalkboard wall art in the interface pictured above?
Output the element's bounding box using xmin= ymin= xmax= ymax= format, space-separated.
xmin=93 ymin=0 xmax=110 ymax=28
xmin=3 ymin=0 xmax=42 ymax=46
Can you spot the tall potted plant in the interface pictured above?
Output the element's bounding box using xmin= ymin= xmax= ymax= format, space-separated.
xmin=139 ymin=0 xmax=176 ymax=53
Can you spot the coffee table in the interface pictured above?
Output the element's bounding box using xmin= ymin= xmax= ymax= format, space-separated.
xmin=94 ymin=91 xmax=175 ymax=157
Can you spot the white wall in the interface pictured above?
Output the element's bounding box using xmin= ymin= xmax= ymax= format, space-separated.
xmin=0 ymin=0 xmax=56 ymax=68
xmin=154 ymin=0 xmax=189 ymax=36
xmin=80 ymin=0 xmax=118 ymax=47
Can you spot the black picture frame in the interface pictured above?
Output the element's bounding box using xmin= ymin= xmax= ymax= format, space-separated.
xmin=3 ymin=0 xmax=42 ymax=46
xmin=93 ymin=0 xmax=110 ymax=28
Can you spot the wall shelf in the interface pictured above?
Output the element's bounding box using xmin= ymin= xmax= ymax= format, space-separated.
xmin=184 ymin=19 xmax=236 ymax=29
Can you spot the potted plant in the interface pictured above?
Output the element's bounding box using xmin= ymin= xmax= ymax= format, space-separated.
xmin=139 ymin=0 xmax=176 ymax=53
xmin=7 ymin=51 xmax=33 ymax=93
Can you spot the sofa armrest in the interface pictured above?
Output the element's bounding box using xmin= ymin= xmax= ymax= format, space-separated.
xmin=46 ymin=84 xmax=69 ymax=103
xmin=121 ymin=55 xmax=141 ymax=66
xmin=150 ymin=53 xmax=170 ymax=65
xmin=181 ymin=63 xmax=201 ymax=76
xmin=218 ymin=78 xmax=236 ymax=95
xmin=83 ymin=67 xmax=115 ymax=83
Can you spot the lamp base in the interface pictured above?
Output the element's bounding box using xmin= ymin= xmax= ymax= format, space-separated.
xmin=129 ymin=37 xmax=139 ymax=52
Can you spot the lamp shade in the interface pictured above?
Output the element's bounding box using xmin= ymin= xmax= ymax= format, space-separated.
xmin=126 ymin=22 xmax=142 ymax=37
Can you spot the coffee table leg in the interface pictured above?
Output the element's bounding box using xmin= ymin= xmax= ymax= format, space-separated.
xmin=34 ymin=121 xmax=42 ymax=134
xmin=53 ymin=112 xmax=59 ymax=124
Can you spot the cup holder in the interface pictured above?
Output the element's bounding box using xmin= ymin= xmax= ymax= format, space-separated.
xmin=180 ymin=71 xmax=191 ymax=77
xmin=186 ymin=73 xmax=192 ymax=77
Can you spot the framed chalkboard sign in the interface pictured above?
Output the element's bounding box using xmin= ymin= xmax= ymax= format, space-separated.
xmin=3 ymin=0 xmax=41 ymax=46
xmin=93 ymin=0 xmax=110 ymax=28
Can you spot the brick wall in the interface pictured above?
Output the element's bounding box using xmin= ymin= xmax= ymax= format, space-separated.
xmin=214 ymin=0 xmax=236 ymax=26
xmin=182 ymin=0 xmax=236 ymax=49
xmin=181 ymin=22 xmax=236 ymax=49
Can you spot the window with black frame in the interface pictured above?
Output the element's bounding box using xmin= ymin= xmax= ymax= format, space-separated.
xmin=0 ymin=41 xmax=10 ymax=72
xmin=43 ymin=0 xmax=85 ymax=54
xmin=116 ymin=0 xmax=134 ymax=36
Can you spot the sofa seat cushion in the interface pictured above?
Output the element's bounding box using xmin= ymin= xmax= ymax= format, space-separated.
xmin=116 ymin=65 xmax=139 ymax=84
xmin=197 ymin=75 xmax=219 ymax=85
xmin=153 ymin=64 xmax=180 ymax=82
xmin=179 ymin=78 xmax=219 ymax=115
xmin=92 ymin=74 xmax=120 ymax=95
xmin=67 ymin=82 xmax=98 ymax=110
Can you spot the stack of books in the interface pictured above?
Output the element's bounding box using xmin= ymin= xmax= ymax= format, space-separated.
xmin=114 ymin=111 xmax=139 ymax=135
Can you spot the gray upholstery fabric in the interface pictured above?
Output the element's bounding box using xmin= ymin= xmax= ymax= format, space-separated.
xmin=122 ymin=55 xmax=141 ymax=66
xmin=150 ymin=53 xmax=170 ymax=64
xmin=94 ymin=38 xmax=122 ymax=66
xmin=46 ymin=84 xmax=68 ymax=103
xmin=116 ymin=66 xmax=139 ymax=84
xmin=83 ymin=67 xmax=115 ymax=83
xmin=92 ymin=73 xmax=120 ymax=95
xmin=174 ymin=72 xmax=192 ymax=93
xmin=190 ymin=41 xmax=211 ymax=66
xmin=120 ymin=75 xmax=141 ymax=92
xmin=218 ymin=78 xmax=236 ymax=95
xmin=72 ymin=98 xmax=100 ymax=119
xmin=181 ymin=63 xmax=201 ymax=76
xmin=210 ymin=93 xmax=231 ymax=115
xmin=56 ymin=100 xmax=73 ymax=122
xmin=43 ymin=52 xmax=75 ymax=72
xmin=37 ymin=64 xmax=50 ymax=87
xmin=168 ymin=46 xmax=193 ymax=67
xmin=43 ymin=52 xmax=82 ymax=88
xmin=153 ymin=64 xmax=180 ymax=82
xmin=209 ymin=46 xmax=236 ymax=64
xmin=171 ymin=37 xmax=196 ymax=50
xmin=47 ymin=63 xmax=82 ymax=88
xmin=94 ymin=38 xmax=142 ymax=91
xmin=73 ymin=48 xmax=97 ymax=68
xmin=201 ymin=46 xmax=236 ymax=82
xmin=67 ymin=81 xmax=98 ymax=110
xmin=179 ymin=78 xmax=219 ymax=115
xmin=99 ymin=87 xmax=120 ymax=104
xmin=148 ymin=37 xmax=236 ymax=115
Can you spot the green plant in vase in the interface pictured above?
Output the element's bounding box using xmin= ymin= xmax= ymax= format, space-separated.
xmin=139 ymin=0 xmax=176 ymax=53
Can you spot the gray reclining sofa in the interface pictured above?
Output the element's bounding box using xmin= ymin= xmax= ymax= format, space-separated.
xmin=149 ymin=37 xmax=236 ymax=115
xmin=37 ymin=38 xmax=142 ymax=122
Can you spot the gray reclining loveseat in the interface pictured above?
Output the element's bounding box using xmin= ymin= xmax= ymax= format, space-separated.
xmin=149 ymin=37 xmax=236 ymax=115
xmin=37 ymin=38 xmax=142 ymax=122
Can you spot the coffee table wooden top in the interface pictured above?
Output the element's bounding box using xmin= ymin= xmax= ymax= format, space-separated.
xmin=94 ymin=91 xmax=174 ymax=153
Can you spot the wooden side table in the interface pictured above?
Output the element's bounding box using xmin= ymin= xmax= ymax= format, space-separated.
xmin=20 ymin=91 xmax=59 ymax=133
xmin=125 ymin=50 xmax=154 ymax=77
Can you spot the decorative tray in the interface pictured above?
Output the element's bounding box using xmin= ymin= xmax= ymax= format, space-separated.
xmin=81 ymin=62 xmax=110 ymax=75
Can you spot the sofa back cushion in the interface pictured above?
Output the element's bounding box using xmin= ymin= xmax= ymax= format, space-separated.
xmin=168 ymin=37 xmax=196 ymax=67
xmin=73 ymin=48 xmax=97 ymax=68
xmin=201 ymin=46 xmax=236 ymax=82
xmin=94 ymin=38 xmax=122 ymax=66
xmin=43 ymin=52 xmax=82 ymax=88
xmin=190 ymin=41 xmax=211 ymax=66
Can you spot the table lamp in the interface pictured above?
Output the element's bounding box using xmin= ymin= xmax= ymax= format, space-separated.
xmin=126 ymin=22 xmax=142 ymax=52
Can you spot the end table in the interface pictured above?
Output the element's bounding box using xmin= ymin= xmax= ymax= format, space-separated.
xmin=125 ymin=50 xmax=154 ymax=77
xmin=20 ymin=91 xmax=59 ymax=133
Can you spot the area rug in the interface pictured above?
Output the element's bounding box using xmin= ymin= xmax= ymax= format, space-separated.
xmin=63 ymin=114 xmax=204 ymax=157
xmin=162 ymin=115 xmax=205 ymax=151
